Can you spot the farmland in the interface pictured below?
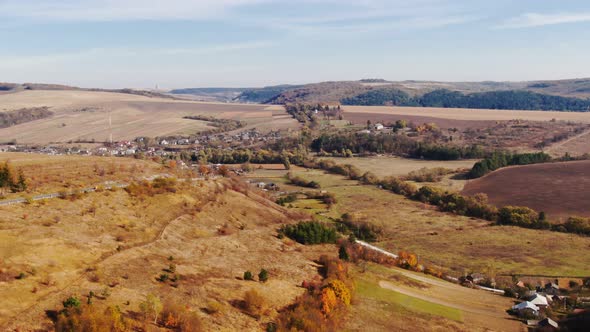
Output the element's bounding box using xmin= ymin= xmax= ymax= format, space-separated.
xmin=249 ymin=167 xmax=590 ymax=276
xmin=342 ymin=105 xmax=590 ymax=124
xmin=0 ymin=90 xmax=297 ymax=144
xmin=462 ymin=160 xmax=590 ymax=220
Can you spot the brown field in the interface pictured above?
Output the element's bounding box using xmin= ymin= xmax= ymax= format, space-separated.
xmin=462 ymin=160 xmax=590 ymax=220
xmin=0 ymin=90 xmax=297 ymax=143
xmin=343 ymin=105 xmax=590 ymax=123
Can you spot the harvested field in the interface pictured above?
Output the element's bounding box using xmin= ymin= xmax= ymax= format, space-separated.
xmin=343 ymin=105 xmax=590 ymax=123
xmin=317 ymin=156 xmax=477 ymax=177
xmin=546 ymin=128 xmax=590 ymax=157
xmin=462 ymin=160 xmax=590 ymax=220
xmin=0 ymin=90 xmax=297 ymax=143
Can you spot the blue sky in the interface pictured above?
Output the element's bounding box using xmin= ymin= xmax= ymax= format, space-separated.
xmin=1 ymin=0 xmax=589 ymax=88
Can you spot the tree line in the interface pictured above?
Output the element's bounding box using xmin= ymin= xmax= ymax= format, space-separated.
xmin=0 ymin=107 xmax=53 ymax=128
xmin=468 ymin=152 xmax=551 ymax=178
xmin=311 ymin=132 xmax=487 ymax=160
xmin=342 ymin=88 xmax=590 ymax=111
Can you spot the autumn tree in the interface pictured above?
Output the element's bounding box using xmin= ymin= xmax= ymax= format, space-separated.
xmin=139 ymin=293 xmax=163 ymax=324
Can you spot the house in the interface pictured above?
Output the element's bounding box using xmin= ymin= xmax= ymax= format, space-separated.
xmin=527 ymin=294 xmax=549 ymax=307
xmin=374 ymin=123 xmax=384 ymax=130
xmin=545 ymin=282 xmax=560 ymax=295
xmin=537 ymin=317 xmax=558 ymax=330
xmin=257 ymin=182 xmax=266 ymax=189
xmin=516 ymin=280 xmax=526 ymax=288
xmin=512 ymin=301 xmax=539 ymax=316
xmin=159 ymin=140 xmax=169 ymax=145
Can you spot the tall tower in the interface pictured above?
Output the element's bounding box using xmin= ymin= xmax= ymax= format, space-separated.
xmin=108 ymin=109 xmax=113 ymax=144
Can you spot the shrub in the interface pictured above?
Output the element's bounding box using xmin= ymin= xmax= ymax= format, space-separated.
xmin=244 ymin=289 xmax=266 ymax=317
xmin=244 ymin=271 xmax=254 ymax=281
xmin=258 ymin=269 xmax=269 ymax=283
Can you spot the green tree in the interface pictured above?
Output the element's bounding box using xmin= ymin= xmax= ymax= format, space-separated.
xmin=338 ymin=245 xmax=349 ymax=261
xmin=244 ymin=271 xmax=254 ymax=281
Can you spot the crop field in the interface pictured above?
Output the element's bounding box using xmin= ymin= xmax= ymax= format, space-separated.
xmin=257 ymin=168 xmax=590 ymax=276
xmin=0 ymin=90 xmax=297 ymax=144
xmin=343 ymin=105 xmax=590 ymax=124
xmin=462 ymin=160 xmax=590 ymax=220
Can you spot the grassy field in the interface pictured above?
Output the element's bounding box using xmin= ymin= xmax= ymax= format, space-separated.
xmin=252 ymin=168 xmax=590 ymax=276
xmin=463 ymin=160 xmax=590 ymax=220
xmin=0 ymin=90 xmax=297 ymax=143
xmin=346 ymin=263 xmax=524 ymax=332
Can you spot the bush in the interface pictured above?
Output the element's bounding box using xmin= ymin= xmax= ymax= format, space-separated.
xmin=244 ymin=289 xmax=266 ymax=317
xmin=244 ymin=271 xmax=254 ymax=280
xmin=258 ymin=269 xmax=269 ymax=283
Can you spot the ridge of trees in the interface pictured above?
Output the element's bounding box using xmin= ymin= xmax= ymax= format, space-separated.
xmin=342 ymin=88 xmax=590 ymax=111
xmin=0 ymin=161 xmax=27 ymax=193
xmin=468 ymin=152 xmax=552 ymax=178
xmin=0 ymin=107 xmax=54 ymax=128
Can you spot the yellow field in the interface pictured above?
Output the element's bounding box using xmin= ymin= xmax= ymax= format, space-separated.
xmin=344 ymin=105 xmax=590 ymax=123
xmin=0 ymin=90 xmax=297 ymax=143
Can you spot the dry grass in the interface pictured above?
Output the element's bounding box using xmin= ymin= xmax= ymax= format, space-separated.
xmin=0 ymin=154 xmax=322 ymax=331
xmin=462 ymin=160 xmax=590 ymax=220
xmin=318 ymin=156 xmax=476 ymax=177
xmin=0 ymin=90 xmax=297 ymax=143
xmin=0 ymin=152 xmax=164 ymax=198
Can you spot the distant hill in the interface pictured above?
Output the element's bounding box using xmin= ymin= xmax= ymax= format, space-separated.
xmin=169 ymin=85 xmax=302 ymax=103
xmin=229 ymin=78 xmax=590 ymax=111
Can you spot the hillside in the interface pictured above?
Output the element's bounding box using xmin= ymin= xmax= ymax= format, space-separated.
xmin=228 ymin=78 xmax=590 ymax=111
xmin=0 ymin=153 xmax=321 ymax=330
xmin=0 ymin=90 xmax=296 ymax=144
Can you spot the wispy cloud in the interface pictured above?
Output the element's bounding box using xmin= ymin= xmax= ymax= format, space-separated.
xmin=0 ymin=41 xmax=273 ymax=69
xmin=0 ymin=0 xmax=272 ymax=21
xmin=497 ymin=12 xmax=590 ymax=29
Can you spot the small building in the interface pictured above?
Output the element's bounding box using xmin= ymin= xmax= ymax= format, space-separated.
xmin=512 ymin=301 xmax=539 ymax=316
xmin=528 ymin=294 xmax=549 ymax=307
xmin=374 ymin=123 xmax=384 ymax=130
xmin=538 ymin=317 xmax=558 ymax=330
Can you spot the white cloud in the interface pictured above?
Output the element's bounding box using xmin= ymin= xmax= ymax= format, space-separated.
xmin=497 ymin=12 xmax=590 ymax=29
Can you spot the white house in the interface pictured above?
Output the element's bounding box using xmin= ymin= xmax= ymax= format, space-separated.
xmin=528 ymin=294 xmax=549 ymax=307
xmin=374 ymin=123 xmax=384 ymax=130
xmin=512 ymin=301 xmax=540 ymax=314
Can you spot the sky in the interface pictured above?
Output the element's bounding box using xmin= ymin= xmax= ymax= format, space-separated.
xmin=1 ymin=0 xmax=590 ymax=89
